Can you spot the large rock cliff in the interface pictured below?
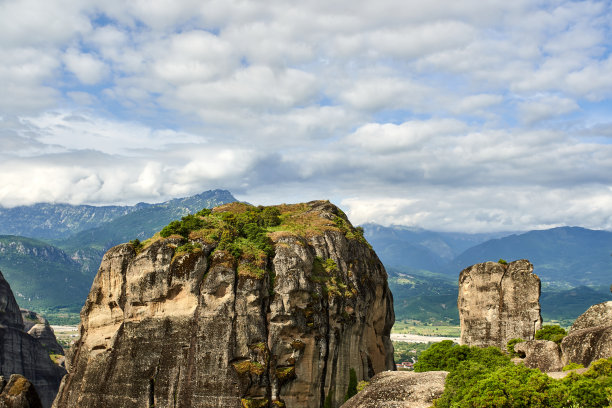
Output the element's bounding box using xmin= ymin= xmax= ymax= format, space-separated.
xmin=53 ymin=201 xmax=394 ymax=408
xmin=0 ymin=272 xmax=66 ymax=408
xmin=458 ymin=260 xmax=542 ymax=349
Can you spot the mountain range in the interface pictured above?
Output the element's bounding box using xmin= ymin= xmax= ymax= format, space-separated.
xmin=0 ymin=190 xmax=236 ymax=318
xmin=363 ymin=223 xmax=612 ymax=324
xmin=0 ymin=191 xmax=609 ymax=325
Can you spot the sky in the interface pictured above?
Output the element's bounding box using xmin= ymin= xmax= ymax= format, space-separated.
xmin=1 ymin=0 xmax=612 ymax=232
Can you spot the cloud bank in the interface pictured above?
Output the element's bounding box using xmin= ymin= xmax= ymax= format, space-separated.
xmin=1 ymin=0 xmax=611 ymax=232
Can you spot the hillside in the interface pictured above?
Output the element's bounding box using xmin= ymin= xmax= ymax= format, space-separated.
xmin=448 ymin=227 xmax=612 ymax=287
xmin=362 ymin=223 xmax=511 ymax=270
xmin=0 ymin=203 xmax=141 ymax=240
xmin=0 ymin=236 xmax=91 ymax=313
xmin=54 ymin=189 xmax=237 ymax=275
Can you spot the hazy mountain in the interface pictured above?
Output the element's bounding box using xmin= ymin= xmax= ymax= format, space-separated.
xmin=0 ymin=236 xmax=91 ymax=312
xmin=366 ymin=224 xmax=612 ymax=324
xmin=447 ymin=227 xmax=612 ymax=287
xmin=54 ymin=189 xmax=237 ymax=275
xmin=0 ymin=190 xmax=237 ymax=319
xmin=362 ymin=223 xmax=512 ymax=271
xmin=0 ymin=203 xmax=144 ymax=240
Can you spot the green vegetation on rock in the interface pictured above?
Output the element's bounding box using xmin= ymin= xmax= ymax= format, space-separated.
xmin=344 ymin=368 xmax=358 ymax=401
xmin=507 ymin=338 xmax=525 ymax=358
xmin=416 ymin=340 xmax=612 ymax=407
xmin=535 ymin=325 xmax=567 ymax=344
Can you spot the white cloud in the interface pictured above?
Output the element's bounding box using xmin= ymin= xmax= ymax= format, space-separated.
xmin=518 ymin=95 xmax=580 ymax=124
xmin=1 ymin=0 xmax=612 ymax=233
xmin=63 ymin=49 xmax=109 ymax=85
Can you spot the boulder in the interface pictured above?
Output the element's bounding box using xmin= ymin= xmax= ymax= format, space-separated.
xmin=569 ymin=301 xmax=612 ymax=333
xmin=19 ymin=311 xmax=45 ymax=334
xmin=458 ymin=260 xmax=542 ymax=349
xmin=53 ymin=201 xmax=395 ymax=408
xmin=342 ymin=370 xmax=448 ymax=408
xmin=26 ymin=325 xmax=63 ymax=357
xmin=561 ymin=301 xmax=612 ymax=367
xmin=514 ymin=340 xmax=563 ymax=372
xmin=0 ymin=374 xmax=43 ymax=408
xmin=0 ymin=271 xmax=66 ymax=408
xmin=561 ymin=326 xmax=612 ymax=367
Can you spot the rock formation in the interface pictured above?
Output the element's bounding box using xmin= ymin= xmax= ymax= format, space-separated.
xmin=458 ymin=259 xmax=542 ymax=349
xmin=513 ymin=340 xmax=563 ymax=372
xmin=53 ymin=201 xmax=395 ymax=408
xmin=561 ymin=301 xmax=612 ymax=367
xmin=21 ymin=311 xmax=63 ymax=356
xmin=342 ymin=371 xmax=448 ymax=408
xmin=0 ymin=374 xmax=43 ymax=408
xmin=0 ymin=271 xmax=66 ymax=408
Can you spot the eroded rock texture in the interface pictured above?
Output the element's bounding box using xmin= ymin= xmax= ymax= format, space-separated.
xmin=0 ymin=374 xmax=43 ymax=408
xmin=514 ymin=340 xmax=563 ymax=372
xmin=561 ymin=301 xmax=612 ymax=367
xmin=21 ymin=311 xmax=63 ymax=356
xmin=53 ymin=201 xmax=394 ymax=408
xmin=458 ymin=260 xmax=542 ymax=349
xmin=0 ymin=272 xmax=66 ymax=408
xmin=342 ymin=371 xmax=448 ymax=408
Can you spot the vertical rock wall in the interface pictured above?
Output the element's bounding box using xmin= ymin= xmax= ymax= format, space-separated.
xmin=53 ymin=201 xmax=394 ymax=408
xmin=458 ymin=259 xmax=542 ymax=349
xmin=0 ymin=272 xmax=66 ymax=408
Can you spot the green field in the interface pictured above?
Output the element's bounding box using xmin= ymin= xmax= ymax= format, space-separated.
xmin=392 ymin=320 xmax=461 ymax=337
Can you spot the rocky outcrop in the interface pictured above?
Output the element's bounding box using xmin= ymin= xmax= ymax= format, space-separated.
xmin=342 ymin=370 xmax=448 ymax=408
xmin=561 ymin=301 xmax=612 ymax=367
xmin=0 ymin=272 xmax=66 ymax=408
xmin=21 ymin=311 xmax=63 ymax=356
xmin=513 ymin=340 xmax=563 ymax=372
xmin=0 ymin=374 xmax=43 ymax=408
xmin=20 ymin=311 xmax=45 ymax=333
xmin=53 ymin=201 xmax=395 ymax=408
xmin=26 ymin=326 xmax=63 ymax=357
xmin=569 ymin=301 xmax=612 ymax=332
xmin=458 ymin=260 xmax=542 ymax=349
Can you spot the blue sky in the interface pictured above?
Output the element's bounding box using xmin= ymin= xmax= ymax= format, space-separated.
xmin=1 ymin=0 xmax=612 ymax=232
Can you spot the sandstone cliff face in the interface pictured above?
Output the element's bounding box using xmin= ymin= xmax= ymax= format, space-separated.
xmin=53 ymin=201 xmax=394 ymax=408
xmin=561 ymin=301 xmax=612 ymax=367
xmin=458 ymin=260 xmax=542 ymax=349
xmin=0 ymin=272 xmax=66 ymax=408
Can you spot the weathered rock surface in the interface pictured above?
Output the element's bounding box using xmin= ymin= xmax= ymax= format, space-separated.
xmin=19 ymin=311 xmax=45 ymax=333
xmin=53 ymin=201 xmax=395 ymax=408
xmin=0 ymin=272 xmax=66 ymax=408
xmin=569 ymin=301 xmax=612 ymax=332
xmin=21 ymin=311 xmax=63 ymax=357
xmin=342 ymin=370 xmax=448 ymax=408
xmin=0 ymin=374 xmax=43 ymax=408
xmin=514 ymin=340 xmax=563 ymax=372
xmin=561 ymin=301 xmax=612 ymax=367
xmin=458 ymin=260 xmax=542 ymax=349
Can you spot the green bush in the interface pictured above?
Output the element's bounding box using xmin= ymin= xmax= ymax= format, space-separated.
xmin=414 ymin=340 xmax=509 ymax=373
xmin=507 ymin=338 xmax=525 ymax=357
xmin=345 ymin=368 xmax=358 ymax=401
xmin=428 ymin=349 xmax=612 ymax=408
xmin=535 ymin=325 xmax=567 ymax=344
xmin=563 ymin=362 xmax=584 ymax=371
xmin=498 ymin=258 xmax=508 ymax=264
